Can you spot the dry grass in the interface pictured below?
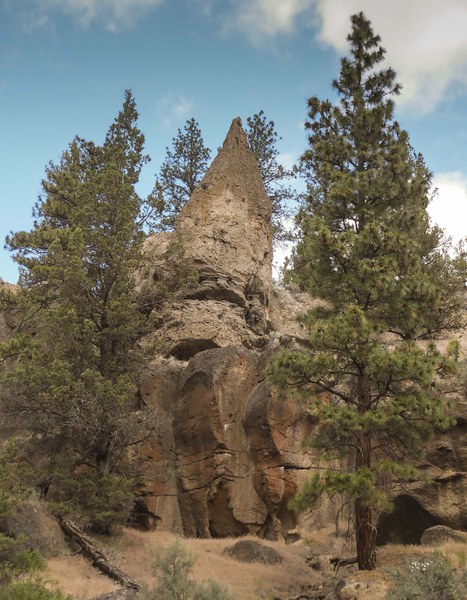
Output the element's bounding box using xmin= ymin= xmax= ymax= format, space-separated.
xmin=109 ymin=528 xmax=320 ymax=599
xmin=46 ymin=527 xmax=323 ymax=599
xmin=45 ymin=554 xmax=118 ymax=599
xmin=44 ymin=527 xmax=467 ymax=600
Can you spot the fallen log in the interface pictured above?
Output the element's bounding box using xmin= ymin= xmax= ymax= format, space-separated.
xmin=60 ymin=519 xmax=139 ymax=591
xmin=330 ymin=556 xmax=358 ymax=572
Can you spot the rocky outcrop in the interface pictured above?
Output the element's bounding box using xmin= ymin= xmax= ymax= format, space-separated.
xmin=143 ymin=118 xmax=273 ymax=359
xmin=177 ymin=117 xmax=272 ymax=315
xmin=136 ymin=346 xmax=315 ymax=539
xmin=135 ymin=119 xmax=317 ymax=539
xmin=135 ymin=118 xmax=467 ymax=542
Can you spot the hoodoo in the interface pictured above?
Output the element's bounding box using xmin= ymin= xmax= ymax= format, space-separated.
xmin=144 ymin=117 xmax=274 ymax=359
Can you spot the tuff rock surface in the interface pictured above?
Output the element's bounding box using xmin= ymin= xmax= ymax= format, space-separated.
xmin=135 ymin=118 xmax=467 ymax=542
xmin=134 ymin=118 xmax=321 ymax=539
xmin=1 ymin=119 xmax=466 ymax=544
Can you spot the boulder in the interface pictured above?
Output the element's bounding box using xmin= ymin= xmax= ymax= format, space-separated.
xmin=0 ymin=500 xmax=68 ymax=558
xmin=336 ymin=578 xmax=388 ymax=600
xmin=420 ymin=524 xmax=467 ymax=546
xmin=223 ymin=539 xmax=282 ymax=564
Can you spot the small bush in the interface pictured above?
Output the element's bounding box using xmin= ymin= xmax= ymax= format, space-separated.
xmin=0 ymin=534 xmax=44 ymax=584
xmin=387 ymin=551 xmax=467 ymax=600
xmin=192 ymin=580 xmax=237 ymax=600
xmin=0 ymin=579 xmax=71 ymax=600
xmin=139 ymin=539 xmax=236 ymax=600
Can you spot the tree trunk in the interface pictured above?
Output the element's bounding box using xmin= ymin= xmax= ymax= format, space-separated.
xmin=355 ymin=497 xmax=376 ymax=570
xmin=60 ymin=518 xmax=139 ymax=590
xmin=355 ymin=371 xmax=376 ymax=570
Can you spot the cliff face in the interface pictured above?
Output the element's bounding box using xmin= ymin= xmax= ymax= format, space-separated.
xmin=135 ymin=118 xmax=318 ymax=539
xmin=1 ymin=120 xmax=465 ymax=543
xmin=136 ymin=118 xmax=467 ymax=542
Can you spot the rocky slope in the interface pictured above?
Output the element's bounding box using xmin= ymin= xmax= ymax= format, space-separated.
xmin=0 ymin=119 xmax=465 ymax=545
xmin=133 ymin=118 xmax=467 ymax=542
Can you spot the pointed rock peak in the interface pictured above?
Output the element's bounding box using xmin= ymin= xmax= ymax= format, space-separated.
xmin=222 ymin=117 xmax=247 ymax=148
xmin=189 ymin=115 xmax=271 ymax=221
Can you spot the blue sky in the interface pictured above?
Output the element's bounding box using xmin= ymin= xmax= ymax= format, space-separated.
xmin=1 ymin=0 xmax=466 ymax=283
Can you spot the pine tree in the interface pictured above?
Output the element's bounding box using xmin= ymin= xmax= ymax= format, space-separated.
xmin=270 ymin=13 xmax=466 ymax=570
xmin=246 ymin=110 xmax=297 ymax=244
xmin=155 ymin=117 xmax=211 ymax=230
xmin=1 ymin=91 xmax=157 ymax=532
xmin=155 ymin=113 xmax=297 ymax=243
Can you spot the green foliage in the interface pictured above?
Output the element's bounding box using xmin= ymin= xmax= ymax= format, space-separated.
xmin=153 ymin=112 xmax=297 ymax=244
xmin=0 ymin=90 xmax=158 ymax=532
xmin=0 ymin=440 xmax=35 ymax=518
xmin=139 ymin=539 xmax=236 ymax=600
xmin=271 ymin=12 xmax=466 ymax=570
xmin=47 ymin=468 xmax=134 ymax=534
xmin=245 ymin=110 xmax=298 ymax=244
xmin=0 ymin=532 xmax=68 ymax=600
xmin=0 ymin=580 xmax=71 ymax=600
xmin=0 ymin=534 xmax=44 ymax=584
xmin=387 ymin=552 xmax=467 ymax=600
xmin=155 ymin=118 xmax=211 ymax=230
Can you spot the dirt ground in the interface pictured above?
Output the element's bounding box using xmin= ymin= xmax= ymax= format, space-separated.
xmin=45 ymin=527 xmax=334 ymax=599
xmin=44 ymin=527 xmax=467 ymax=599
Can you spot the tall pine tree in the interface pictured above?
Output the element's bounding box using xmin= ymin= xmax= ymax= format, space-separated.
xmin=271 ymin=14 xmax=466 ymax=569
xmin=155 ymin=117 xmax=211 ymax=230
xmin=154 ymin=113 xmax=297 ymax=243
xmin=246 ymin=111 xmax=297 ymax=244
xmin=1 ymin=91 xmax=157 ymax=532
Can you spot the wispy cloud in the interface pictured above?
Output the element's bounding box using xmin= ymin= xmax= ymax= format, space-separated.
xmin=157 ymin=92 xmax=194 ymax=128
xmin=7 ymin=0 xmax=165 ymax=32
xmin=227 ymin=0 xmax=313 ymax=42
xmin=430 ymin=172 xmax=467 ymax=244
xmin=221 ymin=0 xmax=467 ymax=113
xmin=314 ymin=0 xmax=467 ymax=114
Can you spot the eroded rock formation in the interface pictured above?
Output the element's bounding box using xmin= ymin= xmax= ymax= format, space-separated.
xmin=142 ymin=118 xmax=274 ymax=359
xmin=136 ymin=117 xmax=467 ymax=542
xmin=135 ymin=118 xmax=317 ymax=539
xmin=1 ymin=119 xmax=465 ymax=544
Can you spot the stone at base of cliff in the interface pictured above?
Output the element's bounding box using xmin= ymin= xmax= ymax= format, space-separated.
xmin=93 ymin=590 xmax=136 ymax=600
xmin=334 ymin=578 xmax=388 ymax=600
xmin=0 ymin=499 xmax=68 ymax=558
xmin=223 ymin=539 xmax=282 ymax=564
xmin=421 ymin=524 xmax=467 ymax=545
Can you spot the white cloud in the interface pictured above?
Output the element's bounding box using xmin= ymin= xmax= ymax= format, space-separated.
xmin=226 ymin=0 xmax=467 ymax=113
xmin=429 ymin=172 xmax=467 ymax=244
xmin=314 ymin=0 xmax=467 ymax=114
xmin=11 ymin=0 xmax=165 ymax=32
xmin=157 ymin=92 xmax=194 ymax=128
xmin=227 ymin=0 xmax=313 ymax=42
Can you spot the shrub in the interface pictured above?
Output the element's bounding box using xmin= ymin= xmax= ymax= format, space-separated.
xmin=0 ymin=534 xmax=44 ymax=584
xmin=139 ymin=539 xmax=236 ymax=600
xmin=192 ymin=580 xmax=237 ymax=600
xmin=387 ymin=551 xmax=467 ymax=600
xmin=0 ymin=580 xmax=71 ymax=600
